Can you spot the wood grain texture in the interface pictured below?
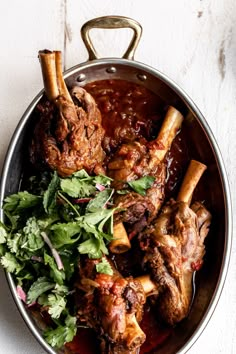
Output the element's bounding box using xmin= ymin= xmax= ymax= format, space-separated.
xmin=0 ymin=0 xmax=236 ymax=353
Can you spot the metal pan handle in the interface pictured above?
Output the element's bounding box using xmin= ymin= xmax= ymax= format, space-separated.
xmin=81 ymin=16 xmax=142 ymax=61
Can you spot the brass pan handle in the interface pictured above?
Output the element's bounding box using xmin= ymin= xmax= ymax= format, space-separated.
xmin=81 ymin=16 xmax=142 ymax=61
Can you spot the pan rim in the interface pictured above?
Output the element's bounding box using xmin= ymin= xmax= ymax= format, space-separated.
xmin=0 ymin=57 xmax=232 ymax=354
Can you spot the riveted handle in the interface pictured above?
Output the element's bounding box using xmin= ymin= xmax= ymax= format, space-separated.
xmin=81 ymin=16 xmax=142 ymax=60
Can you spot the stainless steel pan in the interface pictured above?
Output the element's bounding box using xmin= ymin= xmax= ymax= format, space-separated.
xmin=0 ymin=16 xmax=232 ymax=354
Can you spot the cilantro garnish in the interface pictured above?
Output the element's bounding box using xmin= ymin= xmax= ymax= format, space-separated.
xmin=0 ymin=170 xmax=116 ymax=348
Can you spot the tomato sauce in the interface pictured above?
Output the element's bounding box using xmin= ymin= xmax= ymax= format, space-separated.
xmin=85 ymin=79 xmax=190 ymax=198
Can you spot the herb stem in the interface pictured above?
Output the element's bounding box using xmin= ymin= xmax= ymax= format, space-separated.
xmin=57 ymin=191 xmax=80 ymax=217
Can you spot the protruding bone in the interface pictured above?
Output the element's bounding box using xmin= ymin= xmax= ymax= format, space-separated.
xmin=109 ymin=222 xmax=131 ymax=254
xmin=38 ymin=50 xmax=73 ymax=104
xmin=150 ymin=106 xmax=184 ymax=163
xmin=124 ymin=313 xmax=146 ymax=350
xmin=177 ymin=160 xmax=207 ymax=205
xmin=136 ymin=274 xmax=157 ymax=296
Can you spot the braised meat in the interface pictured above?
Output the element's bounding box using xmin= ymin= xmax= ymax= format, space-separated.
xmin=139 ymin=198 xmax=211 ymax=325
xmin=76 ymin=257 xmax=146 ymax=353
xmin=30 ymin=51 xmax=105 ymax=176
xmin=108 ymin=106 xmax=183 ymax=225
xmin=135 ymin=160 xmax=211 ymax=325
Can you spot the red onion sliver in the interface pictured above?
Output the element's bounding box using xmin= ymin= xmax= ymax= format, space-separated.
xmin=41 ymin=231 xmax=64 ymax=270
xmin=96 ymin=183 xmax=106 ymax=191
xmin=16 ymin=285 xmax=27 ymax=303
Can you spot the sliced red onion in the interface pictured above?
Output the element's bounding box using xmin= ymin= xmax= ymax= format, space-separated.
xmin=27 ymin=301 xmax=37 ymax=308
xmin=16 ymin=285 xmax=27 ymax=303
xmin=41 ymin=231 xmax=64 ymax=270
xmin=96 ymin=183 xmax=106 ymax=191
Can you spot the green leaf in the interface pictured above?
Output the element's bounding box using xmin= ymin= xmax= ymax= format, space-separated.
xmin=3 ymin=192 xmax=42 ymax=214
xmin=86 ymin=189 xmax=114 ymax=213
xmin=53 ymin=284 xmax=69 ymax=295
xmin=72 ymin=169 xmax=90 ymax=179
xmin=0 ymin=223 xmax=7 ymax=243
xmin=127 ymin=176 xmax=155 ymax=196
xmin=44 ymin=314 xmax=77 ymax=348
xmin=96 ymin=257 xmax=113 ymax=275
xmin=1 ymin=252 xmax=23 ymax=273
xmin=44 ymin=253 xmax=65 ymax=285
xmin=0 ymin=244 xmax=6 ymax=257
xmin=39 ymin=293 xmax=67 ymax=319
xmin=7 ymin=233 xmax=22 ymax=254
xmin=22 ymin=217 xmax=44 ymax=252
xmin=50 ymin=222 xmax=81 ymax=249
xmin=60 ymin=178 xmax=96 ymax=198
xmin=116 ymin=189 xmax=129 ymax=195
xmin=94 ymin=174 xmax=113 ymax=186
xmin=43 ymin=172 xmax=60 ymax=213
xmin=48 ymin=294 xmax=67 ymax=319
xmin=27 ymin=276 xmax=55 ymax=304
xmin=79 ymin=209 xmax=114 ymax=226
xmin=78 ymin=237 xmax=102 ymax=259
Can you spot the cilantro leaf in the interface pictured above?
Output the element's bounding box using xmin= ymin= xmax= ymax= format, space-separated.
xmin=39 ymin=293 xmax=67 ymax=319
xmin=27 ymin=276 xmax=55 ymax=304
xmin=44 ymin=314 xmax=77 ymax=348
xmin=60 ymin=177 xmax=96 ymax=198
xmin=21 ymin=217 xmax=44 ymax=252
xmin=78 ymin=237 xmax=102 ymax=258
xmin=50 ymin=222 xmax=81 ymax=249
xmin=1 ymin=252 xmax=23 ymax=273
xmin=44 ymin=253 xmax=65 ymax=285
xmin=96 ymin=257 xmax=113 ymax=275
xmin=86 ymin=189 xmax=114 ymax=213
xmin=72 ymin=169 xmax=90 ymax=178
xmin=3 ymin=192 xmax=42 ymax=214
xmin=43 ymin=172 xmax=60 ymax=213
xmin=0 ymin=223 xmax=7 ymax=243
xmin=94 ymin=174 xmax=113 ymax=186
xmin=127 ymin=176 xmax=155 ymax=196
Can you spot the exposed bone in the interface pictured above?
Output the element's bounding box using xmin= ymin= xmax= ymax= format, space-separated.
xmin=39 ymin=50 xmax=72 ymax=103
xmin=123 ymin=313 xmax=146 ymax=350
xmin=149 ymin=106 xmax=184 ymax=165
xmin=135 ymin=274 xmax=157 ymax=296
xmin=177 ymin=159 xmax=207 ymax=205
xmin=109 ymin=222 xmax=131 ymax=254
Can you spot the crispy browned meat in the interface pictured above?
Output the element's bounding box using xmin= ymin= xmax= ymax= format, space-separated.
xmin=30 ymin=51 xmax=105 ymax=176
xmin=76 ymin=257 xmax=146 ymax=353
xmin=139 ymin=198 xmax=211 ymax=325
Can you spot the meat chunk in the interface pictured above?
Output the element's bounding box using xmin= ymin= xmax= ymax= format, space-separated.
xmin=76 ymin=257 xmax=146 ymax=353
xmin=139 ymin=199 xmax=211 ymax=325
xmin=138 ymin=160 xmax=211 ymax=325
xmin=108 ymin=107 xmax=183 ymax=225
xmin=30 ymin=50 xmax=105 ymax=176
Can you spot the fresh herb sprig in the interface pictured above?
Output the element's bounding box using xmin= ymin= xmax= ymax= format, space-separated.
xmin=0 ymin=170 xmax=155 ymax=349
xmin=0 ymin=170 xmax=115 ymax=348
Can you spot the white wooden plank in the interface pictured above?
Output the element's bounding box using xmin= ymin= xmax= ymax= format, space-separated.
xmin=0 ymin=0 xmax=65 ymax=172
xmin=0 ymin=0 xmax=235 ymax=353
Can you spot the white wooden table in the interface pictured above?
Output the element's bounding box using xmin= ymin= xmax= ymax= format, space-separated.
xmin=0 ymin=1 xmax=236 ymax=353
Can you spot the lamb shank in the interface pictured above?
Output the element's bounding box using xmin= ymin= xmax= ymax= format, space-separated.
xmin=30 ymin=50 xmax=105 ymax=177
xmin=108 ymin=106 xmax=183 ymax=223
xmin=137 ymin=160 xmax=212 ymax=325
xmin=75 ymin=257 xmax=146 ymax=353
xmin=108 ymin=106 xmax=183 ymax=253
